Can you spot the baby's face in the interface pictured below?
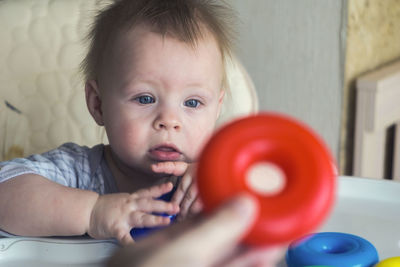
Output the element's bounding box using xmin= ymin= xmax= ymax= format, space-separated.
xmin=98 ymin=26 xmax=224 ymax=173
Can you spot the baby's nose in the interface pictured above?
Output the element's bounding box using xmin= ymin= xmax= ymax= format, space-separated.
xmin=153 ymin=111 xmax=182 ymax=131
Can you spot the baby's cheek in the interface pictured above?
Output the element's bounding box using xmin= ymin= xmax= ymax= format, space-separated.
xmin=191 ymin=128 xmax=215 ymax=159
xmin=109 ymin=123 xmax=145 ymax=153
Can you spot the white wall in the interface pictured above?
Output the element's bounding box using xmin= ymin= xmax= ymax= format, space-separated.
xmin=229 ymin=0 xmax=346 ymax=161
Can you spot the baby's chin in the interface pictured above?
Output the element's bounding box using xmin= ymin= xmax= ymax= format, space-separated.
xmin=150 ymin=170 xmax=176 ymax=178
xmin=127 ymin=163 xmax=172 ymax=183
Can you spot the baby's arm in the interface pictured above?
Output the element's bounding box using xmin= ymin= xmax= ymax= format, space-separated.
xmin=0 ymin=174 xmax=98 ymax=237
xmin=0 ymin=174 xmax=179 ymax=245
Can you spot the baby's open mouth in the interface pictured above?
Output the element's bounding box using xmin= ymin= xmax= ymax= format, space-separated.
xmin=149 ymin=145 xmax=182 ymax=161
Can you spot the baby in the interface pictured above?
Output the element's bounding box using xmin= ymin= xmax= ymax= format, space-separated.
xmin=0 ymin=0 xmax=235 ymax=245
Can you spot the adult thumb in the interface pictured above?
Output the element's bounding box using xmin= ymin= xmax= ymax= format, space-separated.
xmin=160 ymin=194 xmax=260 ymax=266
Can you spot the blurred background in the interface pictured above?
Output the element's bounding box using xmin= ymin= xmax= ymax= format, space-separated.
xmin=230 ymin=0 xmax=400 ymax=179
xmin=1 ymin=0 xmax=399 ymax=180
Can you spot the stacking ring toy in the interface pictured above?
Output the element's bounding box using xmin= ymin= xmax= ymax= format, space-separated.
xmin=197 ymin=113 xmax=336 ymax=246
xmin=375 ymin=257 xmax=400 ymax=267
xmin=286 ymin=232 xmax=379 ymax=267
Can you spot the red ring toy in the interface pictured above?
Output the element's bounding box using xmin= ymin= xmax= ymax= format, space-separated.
xmin=197 ymin=113 xmax=336 ymax=246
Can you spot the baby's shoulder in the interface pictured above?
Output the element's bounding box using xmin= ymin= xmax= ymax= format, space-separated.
xmin=26 ymin=142 xmax=105 ymax=175
xmin=54 ymin=142 xmax=90 ymax=155
xmin=41 ymin=142 xmax=102 ymax=160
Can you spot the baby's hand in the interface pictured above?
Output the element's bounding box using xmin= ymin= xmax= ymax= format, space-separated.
xmin=152 ymin=162 xmax=203 ymax=221
xmin=88 ymin=183 xmax=179 ymax=246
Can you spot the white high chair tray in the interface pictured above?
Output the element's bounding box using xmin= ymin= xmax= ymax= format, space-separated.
xmin=321 ymin=176 xmax=400 ymax=260
xmin=0 ymin=237 xmax=118 ymax=266
xmin=0 ymin=176 xmax=399 ymax=266
xmin=278 ymin=176 xmax=400 ymax=266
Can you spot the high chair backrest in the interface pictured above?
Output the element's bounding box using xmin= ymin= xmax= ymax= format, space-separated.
xmin=0 ymin=0 xmax=258 ymax=161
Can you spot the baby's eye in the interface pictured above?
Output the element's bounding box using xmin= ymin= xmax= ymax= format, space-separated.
xmin=184 ymin=99 xmax=201 ymax=108
xmin=135 ymin=95 xmax=155 ymax=104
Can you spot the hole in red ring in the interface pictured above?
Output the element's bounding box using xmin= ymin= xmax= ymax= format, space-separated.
xmin=245 ymin=162 xmax=286 ymax=196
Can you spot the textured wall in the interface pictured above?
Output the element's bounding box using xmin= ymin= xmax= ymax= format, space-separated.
xmin=341 ymin=0 xmax=400 ymax=174
xmin=230 ymin=0 xmax=345 ymax=162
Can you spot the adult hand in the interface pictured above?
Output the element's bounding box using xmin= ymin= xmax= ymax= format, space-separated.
xmin=152 ymin=161 xmax=202 ymax=220
xmin=107 ymin=194 xmax=284 ymax=267
xmin=88 ymin=182 xmax=179 ymax=245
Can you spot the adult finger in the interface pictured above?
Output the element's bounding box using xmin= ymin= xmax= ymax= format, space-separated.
xmin=107 ymin=194 xmax=260 ymax=267
xmin=220 ymin=245 xmax=285 ymax=267
xmin=150 ymin=194 xmax=260 ymax=266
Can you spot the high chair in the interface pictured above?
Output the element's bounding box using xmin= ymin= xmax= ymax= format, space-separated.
xmin=0 ymin=0 xmax=258 ymax=265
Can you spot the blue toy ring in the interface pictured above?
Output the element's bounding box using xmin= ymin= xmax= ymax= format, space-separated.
xmin=286 ymin=232 xmax=379 ymax=267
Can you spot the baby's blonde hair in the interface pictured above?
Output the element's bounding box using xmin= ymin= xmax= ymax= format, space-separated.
xmin=81 ymin=0 xmax=237 ymax=90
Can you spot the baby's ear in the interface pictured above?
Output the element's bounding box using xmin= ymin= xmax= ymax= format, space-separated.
xmin=85 ymin=80 xmax=104 ymax=126
xmin=216 ymin=89 xmax=225 ymax=119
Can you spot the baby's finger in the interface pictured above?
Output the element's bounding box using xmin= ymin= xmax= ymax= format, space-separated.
xmin=132 ymin=182 xmax=173 ymax=198
xmin=130 ymin=212 xmax=172 ymax=228
xmin=119 ymin=233 xmax=135 ymax=247
xmin=178 ymin=183 xmax=198 ymax=219
xmin=188 ymin=197 xmax=203 ymax=217
xmin=151 ymin=161 xmax=188 ymax=176
xmin=134 ymin=198 xmax=179 ymax=214
xmin=171 ymin=172 xmax=192 ymax=205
